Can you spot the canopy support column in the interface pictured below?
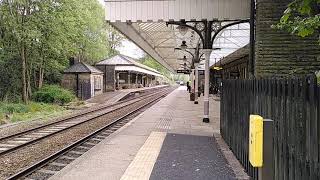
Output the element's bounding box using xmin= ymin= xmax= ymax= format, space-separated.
xmin=128 ymin=71 xmax=131 ymax=86
xmin=194 ymin=63 xmax=199 ymax=104
xmin=190 ymin=69 xmax=195 ymax=101
xmin=203 ymin=49 xmax=212 ymax=123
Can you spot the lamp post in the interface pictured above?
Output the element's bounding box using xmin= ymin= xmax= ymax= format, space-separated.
xmin=167 ymin=19 xmax=248 ymax=123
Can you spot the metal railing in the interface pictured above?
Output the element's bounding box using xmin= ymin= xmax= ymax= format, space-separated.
xmin=220 ymin=76 xmax=320 ymax=180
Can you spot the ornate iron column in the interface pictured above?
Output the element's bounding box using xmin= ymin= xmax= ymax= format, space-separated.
xmin=167 ymin=19 xmax=249 ymax=123
xmin=202 ymin=49 xmax=212 ymax=122
xmin=190 ymin=69 xmax=195 ymax=96
xmin=194 ymin=63 xmax=199 ymax=104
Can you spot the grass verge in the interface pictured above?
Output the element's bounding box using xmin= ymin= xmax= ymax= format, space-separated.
xmin=0 ymin=102 xmax=68 ymax=125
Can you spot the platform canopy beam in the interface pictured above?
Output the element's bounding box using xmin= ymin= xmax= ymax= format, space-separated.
xmin=104 ymin=0 xmax=251 ymax=73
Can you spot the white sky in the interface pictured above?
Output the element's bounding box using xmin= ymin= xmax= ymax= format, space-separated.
xmin=99 ymin=0 xmax=145 ymax=59
xmin=116 ymin=40 xmax=145 ymax=59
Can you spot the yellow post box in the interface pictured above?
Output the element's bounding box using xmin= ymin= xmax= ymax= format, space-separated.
xmin=249 ymin=115 xmax=263 ymax=167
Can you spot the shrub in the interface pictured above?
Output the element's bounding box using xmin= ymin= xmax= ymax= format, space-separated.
xmin=0 ymin=103 xmax=29 ymax=114
xmin=32 ymin=85 xmax=76 ymax=105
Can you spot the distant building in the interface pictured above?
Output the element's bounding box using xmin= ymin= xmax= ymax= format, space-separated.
xmin=95 ymin=54 xmax=164 ymax=92
xmin=62 ymin=59 xmax=103 ymax=100
xmin=212 ymin=45 xmax=249 ymax=80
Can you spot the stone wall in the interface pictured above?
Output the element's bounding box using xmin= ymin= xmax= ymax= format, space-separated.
xmin=255 ymin=0 xmax=320 ymax=77
xmin=61 ymin=74 xmax=77 ymax=92
xmin=96 ymin=65 xmax=115 ymax=92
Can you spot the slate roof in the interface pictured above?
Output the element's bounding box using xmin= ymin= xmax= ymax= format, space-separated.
xmin=96 ymin=54 xmax=161 ymax=74
xmin=64 ymin=62 xmax=103 ymax=74
xmin=213 ymin=44 xmax=249 ymax=67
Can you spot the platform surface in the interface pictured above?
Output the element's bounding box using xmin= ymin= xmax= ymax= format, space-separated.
xmin=50 ymin=86 xmax=248 ymax=180
xmin=86 ymin=85 xmax=168 ymax=105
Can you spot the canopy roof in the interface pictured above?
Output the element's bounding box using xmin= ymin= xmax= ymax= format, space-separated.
xmin=96 ymin=54 xmax=163 ymax=77
xmin=105 ymin=0 xmax=251 ymax=73
xmin=105 ymin=0 xmax=250 ymax=22
xmin=213 ymin=44 xmax=249 ymax=67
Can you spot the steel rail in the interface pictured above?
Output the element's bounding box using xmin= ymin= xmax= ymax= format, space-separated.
xmin=0 ymin=88 xmax=170 ymax=156
xmin=0 ymin=86 xmax=167 ymax=142
xmin=6 ymin=89 xmax=171 ymax=180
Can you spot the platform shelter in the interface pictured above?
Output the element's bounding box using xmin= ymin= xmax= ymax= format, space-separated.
xmin=95 ymin=54 xmax=164 ymax=91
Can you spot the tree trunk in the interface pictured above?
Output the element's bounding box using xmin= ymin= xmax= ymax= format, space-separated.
xmin=27 ymin=62 xmax=32 ymax=98
xmin=21 ymin=44 xmax=28 ymax=104
xmin=38 ymin=56 xmax=44 ymax=89
xmin=38 ymin=66 xmax=44 ymax=89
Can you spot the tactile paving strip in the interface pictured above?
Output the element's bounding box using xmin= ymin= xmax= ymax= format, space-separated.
xmin=120 ymin=131 xmax=166 ymax=180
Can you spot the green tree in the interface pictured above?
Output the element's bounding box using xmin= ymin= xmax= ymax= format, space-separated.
xmin=139 ymin=55 xmax=172 ymax=79
xmin=273 ymin=0 xmax=320 ymax=39
xmin=105 ymin=23 xmax=123 ymax=57
xmin=0 ymin=0 xmax=110 ymax=103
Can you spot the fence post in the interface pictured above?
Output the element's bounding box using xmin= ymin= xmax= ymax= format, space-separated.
xmin=259 ymin=119 xmax=274 ymax=180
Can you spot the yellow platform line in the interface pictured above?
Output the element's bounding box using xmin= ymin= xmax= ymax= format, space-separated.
xmin=120 ymin=131 xmax=167 ymax=180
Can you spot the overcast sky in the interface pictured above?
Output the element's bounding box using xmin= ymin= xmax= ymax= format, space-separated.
xmin=99 ymin=0 xmax=145 ymax=59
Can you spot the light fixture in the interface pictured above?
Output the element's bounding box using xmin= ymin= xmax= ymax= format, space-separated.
xmin=177 ymin=25 xmax=188 ymax=36
xmin=180 ymin=41 xmax=187 ymax=50
xmin=183 ymin=55 xmax=187 ymax=61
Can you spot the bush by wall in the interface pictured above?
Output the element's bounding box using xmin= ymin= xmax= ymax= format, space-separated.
xmin=32 ymin=85 xmax=76 ymax=105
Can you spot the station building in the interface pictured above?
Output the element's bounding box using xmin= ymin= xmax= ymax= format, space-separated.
xmin=62 ymin=55 xmax=165 ymax=100
xmin=62 ymin=61 xmax=104 ymax=100
xmin=95 ymin=54 xmax=165 ymax=92
xmin=212 ymin=44 xmax=249 ymax=81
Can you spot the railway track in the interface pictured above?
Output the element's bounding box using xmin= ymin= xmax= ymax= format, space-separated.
xmin=0 ymin=87 xmax=168 ymax=156
xmin=2 ymin=87 xmax=173 ymax=180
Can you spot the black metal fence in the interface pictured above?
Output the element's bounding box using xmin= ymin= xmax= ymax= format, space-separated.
xmin=221 ymin=76 xmax=320 ymax=180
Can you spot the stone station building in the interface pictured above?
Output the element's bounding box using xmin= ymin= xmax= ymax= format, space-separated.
xmin=95 ymin=54 xmax=164 ymax=92
xmin=62 ymin=61 xmax=104 ymax=100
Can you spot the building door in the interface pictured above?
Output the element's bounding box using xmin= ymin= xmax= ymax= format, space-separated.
xmin=80 ymin=82 xmax=91 ymax=100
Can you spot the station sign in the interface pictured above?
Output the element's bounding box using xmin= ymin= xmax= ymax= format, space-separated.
xmin=176 ymin=70 xmax=191 ymax=74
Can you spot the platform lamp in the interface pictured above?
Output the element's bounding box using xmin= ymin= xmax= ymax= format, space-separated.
xmin=180 ymin=41 xmax=188 ymax=50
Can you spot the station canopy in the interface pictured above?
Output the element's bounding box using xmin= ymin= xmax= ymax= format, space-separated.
xmin=104 ymin=0 xmax=251 ymax=72
xmin=97 ymin=54 xmax=163 ymax=77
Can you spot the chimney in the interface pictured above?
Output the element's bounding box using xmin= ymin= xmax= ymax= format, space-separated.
xmin=69 ymin=57 xmax=80 ymax=66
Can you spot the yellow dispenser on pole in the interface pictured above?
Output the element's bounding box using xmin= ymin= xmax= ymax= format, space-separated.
xmin=249 ymin=115 xmax=263 ymax=167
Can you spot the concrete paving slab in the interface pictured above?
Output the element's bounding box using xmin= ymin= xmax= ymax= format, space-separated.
xmin=50 ymin=86 xmax=248 ymax=180
xmin=150 ymin=133 xmax=236 ymax=180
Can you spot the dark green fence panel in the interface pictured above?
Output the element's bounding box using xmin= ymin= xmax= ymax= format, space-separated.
xmin=220 ymin=76 xmax=320 ymax=180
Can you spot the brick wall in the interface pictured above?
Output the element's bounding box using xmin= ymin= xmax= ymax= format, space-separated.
xmin=255 ymin=0 xmax=320 ymax=77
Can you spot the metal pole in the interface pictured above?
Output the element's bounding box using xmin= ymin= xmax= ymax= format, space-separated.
xmin=128 ymin=71 xmax=131 ymax=87
xmin=190 ymin=69 xmax=195 ymax=101
xmin=117 ymin=72 xmax=120 ymax=90
xmin=259 ymin=119 xmax=274 ymax=180
xmin=249 ymin=0 xmax=255 ymax=78
xmin=194 ymin=63 xmax=199 ymax=104
xmin=203 ymin=49 xmax=212 ymax=123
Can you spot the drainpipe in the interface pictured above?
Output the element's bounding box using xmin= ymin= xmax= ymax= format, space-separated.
xmin=249 ymin=0 xmax=256 ymax=78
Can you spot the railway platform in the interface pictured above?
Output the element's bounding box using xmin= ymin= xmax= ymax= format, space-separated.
xmin=50 ymin=86 xmax=249 ymax=180
xmin=86 ymin=85 xmax=169 ymax=105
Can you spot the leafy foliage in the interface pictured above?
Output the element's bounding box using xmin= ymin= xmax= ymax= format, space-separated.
xmin=139 ymin=55 xmax=172 ymax=78
xmin=32 ymin=85 xmax=75 ymax=105
xmin=273 ymin=0 xmax=320 ymax=39
xmin=0 ymin=102 xmax=66 ymax=123
xmin=0 ymin=103 xmax=30 ymax=114
xmin=0 ymin=0 xmax=122 ymax=103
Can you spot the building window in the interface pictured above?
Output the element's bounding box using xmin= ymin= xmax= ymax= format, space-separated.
xmin=94 ymin=76 xmax=102 ymax=90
